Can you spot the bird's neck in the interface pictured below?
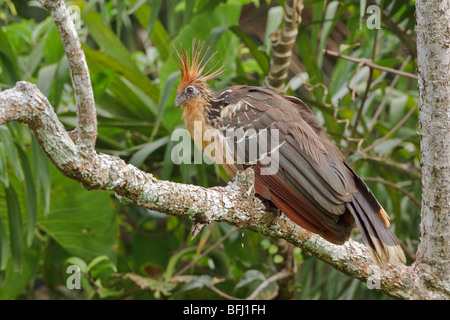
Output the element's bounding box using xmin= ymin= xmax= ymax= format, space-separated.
xmin=182 ymin=93 xmax=217 ymax=151
xmin=183 ymin=100 xmax=208 ymax=134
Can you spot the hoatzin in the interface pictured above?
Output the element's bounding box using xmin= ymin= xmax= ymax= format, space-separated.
xmin=173 ymin=41 xmax=406 ymax=267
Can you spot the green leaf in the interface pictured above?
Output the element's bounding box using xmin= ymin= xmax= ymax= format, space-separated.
xmin=66 ymin=256 xmax=88 ymax=272
xmin=0 ymin=210 xmax=8 ymax=271
xmin=17 ymin=147 xmax=37 ymax=247
xmin=0 ymin=241 xmax=40 ymax=300
xmin=195 ymin=162 xmax=208 ymax=187
xmin=373 ymin=138 xmax=404 ymax=157
xmin=131 ymin=230 xmax=179 ymax=279
xmin=87 ymin=255 xmax=117 ymax=277
xmin=205 ymin=25 xmax=231 ymax=51
xmin=235 ymin=269 xmax=265 ymax=289
xmin=150 ymin=20 xmax=171 ymax=61
xmin=161 ymin=139 xmax=177 ymax=180
xmin=87 ymin=255 xmax=110 ymax=270
xmin=0 ymin=144 xmax=9 ymax=187
xmin=317 ymin=1 xmax=339 ymax=68
xmin=0 ymin=28 xmax=20 ymax=85
xmin=37 ymin=63 xmax=58 ymax=99
xmin=0 ymin=127 xmax=24 ymax=181
xmin=4 ymin=184 xmax=24 ymax=272
xmin=43 ymin=26 xmax=64 ymax=64
xmin=149 ymin=71 xmax=179 ymax=142
xmin=223 ymin=228 xmax=263 ymax=268
xmin=297 ymin=29 xmax=324 ymax=88
xmin=77 ymin=1 xmax=161 ymax=105
xmin=75 ymin=1 xmax=136 ymax=71
xmin=164 ymin=246 xmax=197 ymax=281
xmin=38 ymin=166 xmax=118 ymax=262
xmin=130 ymin=0 xmax=170 ymax=61
xmin=24 ymin=33 xmax=45 ymax=81
xmin=129 ymin=136 xmax=170 ymax=168
xmin=52 ymin=57 xmax=70 ymax=110
xmin=147 ymin=0 xmax=163 ymax=35
xmin=311 ymin=0 xmax=326 ymax=49
xmin=31 ymin=136 xmax=51 ymax=215
xmin=230 ymin=25 xmax=269 ymax=74
xmin=83 ymin=45 xmax=159 ymax=112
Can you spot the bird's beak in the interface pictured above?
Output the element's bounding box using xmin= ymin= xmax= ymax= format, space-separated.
xmin=175 ymin=94 xmax=186 ymax=107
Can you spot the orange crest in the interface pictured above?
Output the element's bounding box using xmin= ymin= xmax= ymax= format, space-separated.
xmin=173 ymin=39 xmax=224 ymax=91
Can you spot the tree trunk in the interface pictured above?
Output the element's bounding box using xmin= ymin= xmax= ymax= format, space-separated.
xmin=415 ymin=0 xmax=450 ymax=294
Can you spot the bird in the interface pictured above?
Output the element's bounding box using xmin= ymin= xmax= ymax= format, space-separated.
xmin=173 ymin=40 xmax=406 ymax=267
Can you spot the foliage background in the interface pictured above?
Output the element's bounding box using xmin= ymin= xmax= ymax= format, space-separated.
xmin=0 ymin=0 xmax=419 ymax=299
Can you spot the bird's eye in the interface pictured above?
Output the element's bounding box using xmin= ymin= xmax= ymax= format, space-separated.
xmin=186 ymin=86 xmax=195 ymax=94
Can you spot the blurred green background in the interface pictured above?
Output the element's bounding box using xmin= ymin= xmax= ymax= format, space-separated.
xmin=0 ymin=0 xmax=419 ymax=299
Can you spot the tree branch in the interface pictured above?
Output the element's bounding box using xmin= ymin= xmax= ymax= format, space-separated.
xmin=362 ymin=177 xmax=421 ymax=208
xmin=174 ymin=227 xmax=239 ymax=277
xmin=368 ymin=56 xmax=413 ymax=132
xmin=345 ymin=67 xmax=374 ymax=156
xmin=246 ymin=268 xmax=292 ymax=300
xmin=324 ymin=49 xmax=418 ymax=80
xmin=37 ymin=0 xmax=97 ymax=152
xmin=362 ymin=104 xmax=418 ymax=154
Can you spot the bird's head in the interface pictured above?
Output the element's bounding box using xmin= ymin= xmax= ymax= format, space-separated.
xmin=173 ymin=40 xmax=223 ymax=108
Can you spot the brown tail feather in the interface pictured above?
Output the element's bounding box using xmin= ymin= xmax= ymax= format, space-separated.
xmin=345 ymin=164 xmax=406 ymax=266
xmin=346 ymin=197 xmax=405 ymax=266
